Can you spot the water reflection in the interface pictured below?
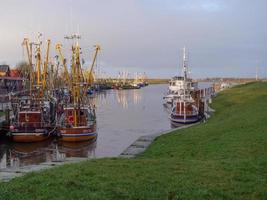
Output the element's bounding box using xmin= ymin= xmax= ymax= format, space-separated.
xmin=116 ymin=90 xmax=128 ymax=108
xmin=115 ymin=89 xmax=142 ymax=109
xmin=0 ymin=138 xmax=97 ymax=169
xmin=57 ymin=140 xmax=96 ymax=158
xmin=133 ymin=89 xmax=142 ymax=105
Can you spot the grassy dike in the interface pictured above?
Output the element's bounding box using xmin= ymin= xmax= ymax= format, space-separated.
xmin=1 ymin=82 xmax=267 ymax=199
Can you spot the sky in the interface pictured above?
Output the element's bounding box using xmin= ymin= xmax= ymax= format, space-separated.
xmin=0 ymin=0 xmax=266 ymax=78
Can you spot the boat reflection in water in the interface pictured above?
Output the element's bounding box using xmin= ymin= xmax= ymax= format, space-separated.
xmin=0 ymin=139 xmax=54 ymax=169
xmin=133 ymin=89 xmax=142 ymax=105
xmin=115 ymin=88 xmax=142 ymax=109
xmin=0 ymin=138 xmax=96 ymax=169
xmin=116 ymin=90 xmax=128 ymax=108
xmin=57 ymin=140 xmax=96 ymax=158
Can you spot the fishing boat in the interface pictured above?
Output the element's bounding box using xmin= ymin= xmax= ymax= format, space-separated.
xmin=169 ymin=47 xmax=201 ymax=125
xmin=164 ymin=48 xmax=198 ymax=105
xmin=58 ymin=107 xmax=97 ymax=142
xmin=56 ymin=34 xmax=97 ymax=142
xmin=164 ymin=48 xmax=197 ymax=105
xmin=9 ymin=35 xmax=57 ymax=142
xmin=10 ymin=97 xmax=56 ymax=142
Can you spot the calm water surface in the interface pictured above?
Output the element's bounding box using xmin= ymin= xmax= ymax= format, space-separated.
xmin=0 ymin=84 xmax=171 ymax=169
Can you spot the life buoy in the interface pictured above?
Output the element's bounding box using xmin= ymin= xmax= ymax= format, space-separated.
xmin=68 ymin=116 xmax=74 ymax=124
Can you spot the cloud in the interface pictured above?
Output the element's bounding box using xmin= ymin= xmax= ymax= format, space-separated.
xmin=0 ymin=0 xmax=266 ymax=78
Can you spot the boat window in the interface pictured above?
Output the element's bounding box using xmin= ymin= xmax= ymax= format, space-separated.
xmin=88 ymin=111 xmax=95 ymax=121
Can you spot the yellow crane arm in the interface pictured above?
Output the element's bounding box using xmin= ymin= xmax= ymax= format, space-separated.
xmin=55 ymin=43 xmax=71 ymax=87
xmin=87 ymin=44 xmax=100 ymax=85
xmin=36 ymin=45 xmax=42 ymax=87
xmin=22 ymin=38 xmax=32 ymax=67
xmin=22 ymin=38 xmax=34 ymax=91
xmin=42 ymin=39 xmax=51 ymax=89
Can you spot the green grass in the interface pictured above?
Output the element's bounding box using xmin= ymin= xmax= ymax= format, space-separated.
xmin=1 ymin=82 xmax=267 ymax=199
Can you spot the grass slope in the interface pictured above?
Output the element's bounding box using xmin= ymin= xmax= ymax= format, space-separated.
xmin=1 ymin=82 xmax=267 ymax=199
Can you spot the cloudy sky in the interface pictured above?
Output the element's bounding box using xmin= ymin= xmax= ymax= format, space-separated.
xmin=0 ymin=0 xmax=266 ymax=78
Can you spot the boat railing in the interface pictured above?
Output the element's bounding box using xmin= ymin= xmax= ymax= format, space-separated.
xmin=14 ymin=121 xmax=51 ymax=128
xmin=174 ymin=111 xmax=198 ymax=115
xmin=60 ymin=120 xmax=95 ymax=128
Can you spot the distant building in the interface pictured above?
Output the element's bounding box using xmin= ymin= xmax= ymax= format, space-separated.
xmin=0 ymin=65 xmax=24 ymax=95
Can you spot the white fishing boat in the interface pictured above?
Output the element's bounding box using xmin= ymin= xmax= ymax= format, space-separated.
xmin=164 ymin=48 xmax=198 ymax=105
xmin=169 ymin=47 xmax=202 ymax=125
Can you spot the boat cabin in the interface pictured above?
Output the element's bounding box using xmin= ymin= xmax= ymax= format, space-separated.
xmin=61 ymin=107 xmax=95 ymax=127
xmin=174 ymin=101 xmax=198 ymax=116
xmin=18 ymin=111 xmax=42 ymax=128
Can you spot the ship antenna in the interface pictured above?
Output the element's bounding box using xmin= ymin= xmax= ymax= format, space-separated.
xmin=183 ymin=47 xmax=188 ymax=81
xmin=256 ymin=66 xmax=259 ymax=81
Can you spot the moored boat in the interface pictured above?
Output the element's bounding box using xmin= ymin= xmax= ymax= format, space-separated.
xmin=168 ymin=47 xmax=202 ymax=125
xmin=9 ymin=36 xmax=57 ymax=142
xmin=10 ymin=111 xmax=52 ymax=142
xmin=56 ymin=34 xmax=98 ymax=142
xmin=58 ymin=107 xmax=97 ymax=142
xmin=164 ymin=47 xmax=198 ymax=105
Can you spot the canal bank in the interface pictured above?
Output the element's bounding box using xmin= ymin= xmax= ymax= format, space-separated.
xmin=1 ymin=82 xmax=267 ymax=199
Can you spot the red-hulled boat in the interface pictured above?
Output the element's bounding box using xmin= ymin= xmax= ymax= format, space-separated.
xmin=56 ymin=34 xmax=98 ymax=142
xmin=9 ymin=37 xmax=56 ymax=142
xmin=9 ymin=99 xmax=57 ymax=143
xmin=58 ymin=107 xmax=97 ymax=142
xmin=170 ymin=99 xmax=200 ymax=124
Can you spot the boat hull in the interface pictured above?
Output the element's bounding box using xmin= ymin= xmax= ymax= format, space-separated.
xmin=170 ymin=113 xmax=200 ymax=124
xmin=59 ymin=127 xmax=97 ymax=142
xmin=10 ymin=132 xmax=50 ymax=143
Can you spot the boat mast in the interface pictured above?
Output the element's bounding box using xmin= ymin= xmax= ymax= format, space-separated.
xmin=42 ymin=39 xmax=51 ymax=91
xmin=65 ymin=33 xmax=82 ymax=127
xmin=55 ymin=43 xmax=71 ymax=88
xmin=183 ymin=47 xmax=188 ymax=81
xmin=87 ymin=44 xmax=101 ymax=86
xmin=22 ymin=38 xmax=33 ymax=94
xmin=182 ymin=47 xmax=187 ymax=123
xmin=34 ymin=33 xmax=43 ymax=92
